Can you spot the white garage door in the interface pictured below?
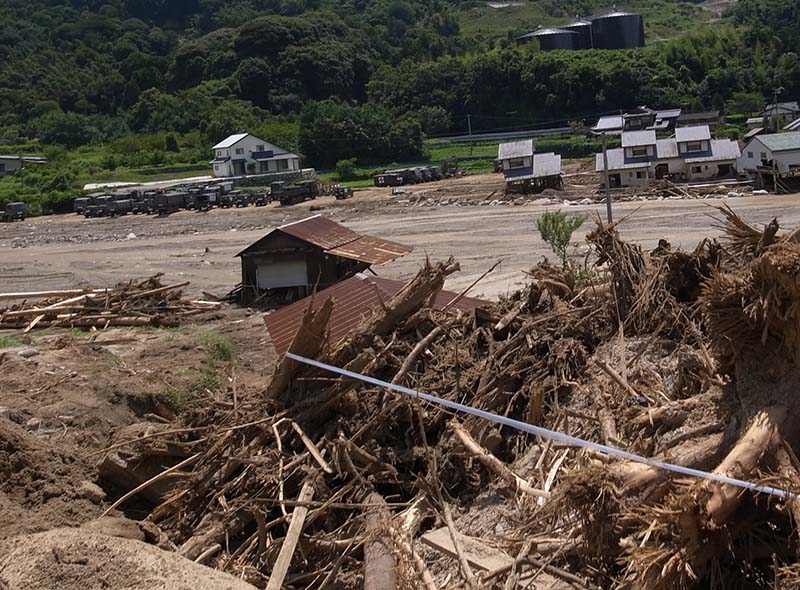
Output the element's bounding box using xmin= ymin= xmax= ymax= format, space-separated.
xmin=256 ymin=258 xmax=307 ymax=289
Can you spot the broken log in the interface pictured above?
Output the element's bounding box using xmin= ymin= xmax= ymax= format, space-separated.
xmin=265 ymin=478 xmax=316 ymax=590
xmin=363 ymin=492 xmax=397 ymax=590
xmin=450 ymin=421 xmax=549 ymax=499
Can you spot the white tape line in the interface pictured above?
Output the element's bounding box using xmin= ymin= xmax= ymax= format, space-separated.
xmin=286 ymin=352 xmax=794 ymax=500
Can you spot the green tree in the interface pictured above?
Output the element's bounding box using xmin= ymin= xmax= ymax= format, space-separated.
xmin=536 ymin=210 xmax=585 ymax=269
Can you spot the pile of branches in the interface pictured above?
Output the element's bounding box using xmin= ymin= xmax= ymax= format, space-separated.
xmin=103 ymin=207 xmax=800 ymax=589
xmin=0 ymin=276 xmax=220 ymax=331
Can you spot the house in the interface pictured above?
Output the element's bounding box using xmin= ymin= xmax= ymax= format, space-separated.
xmin=596 ymin=125 xmax=740 ymax=188
xmin=783 ymin=117 xmax=800 ymax=132
xmin=235 ymin=215 xmax=413 ymax=302
xmin=497 ymin=139 xmax=562 ymax=193
xmin=746 ymin=117 xmax=766 ymax=129
xmin=0 ymin=155 xmax=47 ymax=177
xmin=210 ymin=133 xmax=300 ymax=178
xmin=763 ymin=102 xmax=800 ymax=126
xmin=264 ymin=273 xmax=488 ymax=356
xmin=590 ymin=107 xmax=681 ymax=135
xmin=737 ymin=132 xmax=800 ymax=177
xmin=676 ymin=111 xmax=723 ymax=131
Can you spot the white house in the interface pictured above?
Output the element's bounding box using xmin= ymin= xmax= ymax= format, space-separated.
xmin=209 ymin=133 xmax=300 ymax=178
xmin=0 ymin=155 xmax=47 ymax=177
xmin=596 ymin=125 xmax=740 ymax=188
xmin=737 ymin=132 xmax=800 ymax=176
xmin=497 ymin=139 xmax=562 ymax=192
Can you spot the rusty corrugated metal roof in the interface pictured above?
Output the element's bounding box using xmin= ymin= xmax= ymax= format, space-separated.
xmin=264 ymin=273 xmax=489 ymax=356
xmin=279 ymin=215 xmax=360 ymax=250
xmin=237 ymin=215 xmax=412 ymax=265
xmin=327 ymin=235 xmax=413 ymax=265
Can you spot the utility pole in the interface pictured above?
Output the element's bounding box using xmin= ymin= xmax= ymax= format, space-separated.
xmin=602 ymin=132 xmax=612 ymax=224
xmin=467 ymin=114 xmax=473 ymax=157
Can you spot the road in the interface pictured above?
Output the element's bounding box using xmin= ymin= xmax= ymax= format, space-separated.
xmin=1 ymin=191 xmax=798 ymax=301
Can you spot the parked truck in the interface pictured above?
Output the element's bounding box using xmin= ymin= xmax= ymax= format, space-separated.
xmin=73 ymin=197 xmax=92 ymax=214
xmin=272 ymin=180 xmax=319 ymax=206
xmin=154 ymin=192 xmax=185 ymax=215
xmin=1 ymin=202 xmax=25 ymax=222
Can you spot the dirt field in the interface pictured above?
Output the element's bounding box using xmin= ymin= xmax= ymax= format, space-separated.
xmin=1 ymin=172 xmax=798 ymax=300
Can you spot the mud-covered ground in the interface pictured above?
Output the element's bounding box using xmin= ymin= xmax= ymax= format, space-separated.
xmin=0 ymin=171 xmax=798 ymax=300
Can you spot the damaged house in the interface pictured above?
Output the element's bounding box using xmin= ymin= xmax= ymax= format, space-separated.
xmin=497 ymin=139 xmax=562 ymax=193
xmin=595 ymin=126 xmax=740 ymax=188
xmin=236 ymin=215 xmax=412 ymax=302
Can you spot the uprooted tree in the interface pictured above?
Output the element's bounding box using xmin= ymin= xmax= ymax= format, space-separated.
xmin=101 ymin=206 xmax=800 ymax=589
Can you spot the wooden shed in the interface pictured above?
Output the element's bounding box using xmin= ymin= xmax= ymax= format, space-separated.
xmin=236 ymin=215 xmax=412 ymax=303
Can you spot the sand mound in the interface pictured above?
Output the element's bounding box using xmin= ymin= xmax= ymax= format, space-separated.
xmin=0 ymin=528 xmax=257 ymax=590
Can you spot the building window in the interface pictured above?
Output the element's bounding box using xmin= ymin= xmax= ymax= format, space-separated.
xmin=214 ymin=165 xmax=219 ymax=171
xmin=686 ymin=141 xmax=703 ymax=152
xmin=747 ymin=151 xmax=753 ymax=158
xmin=761 ymin=152 xmax=767 ymax=160
xmin=235 ymin=148 xmax=244 ymax=155
xmin=692 ymin=166 xmax=702 ymax=173
xmin=636 ymin=171 xmax=646 ymax=179
xmin=631 ymin=146 xmax=648 ymax=158
xmin=278 ymin=159 xmax=289 ymax=170
xmin=0 ymin=163 xmax=5 ymax=173
xmin=256 ymin=144 xmax=264 ymax=151
xmin=508 ymin=157 xmax=525 ymax=169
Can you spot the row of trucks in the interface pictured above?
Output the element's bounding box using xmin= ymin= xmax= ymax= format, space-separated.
xmin=372 ymin=158 xmax=460 ymax=188
xmin=73 ymin=180 xmax=329 ymax=218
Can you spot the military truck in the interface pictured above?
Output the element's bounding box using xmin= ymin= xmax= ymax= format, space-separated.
xmin=154 ymin=192 xmax=185 ymax=215
xmin=333 ymin=185 xmax=353 ymax=200
xmin=85 ymin=195 xmax=114 ymax=217
xmin=272 ymin=180 xmax=319 ymax=206
xmin=373 ymin=171 xmax=404 ymax=187
xmin=252 ymin=192 xmax=270 ymax=206
xmin=231 ymin=191 xmax=250 ymax=207
xmin=1 ymin=202 xmax=25 ymax=222
xmin=73 ymin=197 xmax=92 ymax=214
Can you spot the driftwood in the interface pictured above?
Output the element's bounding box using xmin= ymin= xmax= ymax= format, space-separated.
xmin=0 ymin=277 xmax=216 ymax=331
xmin=363 ymin=492 xmax=397 ymax=590
xmin=266 ymin=479 xmax=316 ymax=590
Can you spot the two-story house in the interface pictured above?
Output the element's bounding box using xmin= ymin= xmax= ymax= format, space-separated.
xmin=497 ymin=139 xmax=562 ymax=193
xmin=596 ymin=126 xmax=740 ymax=188
xmin=209 ymin=133 xmax=300 ymax=178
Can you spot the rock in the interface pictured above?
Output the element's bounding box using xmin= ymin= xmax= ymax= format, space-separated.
xmin=17 ymin=348 xmax=39 ymax=358
xmin=82 ymin=517 xmax=144 ymax=541
xmin=78 ymin=481 xmax=106 ymax=504
xmin=0 ymin=407 xmax=24 ymax=424
xmin=125 ymin=233 xmax=136 ymax=240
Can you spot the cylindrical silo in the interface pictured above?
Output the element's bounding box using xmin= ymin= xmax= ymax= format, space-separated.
xmin=530 ymin=28 xmax=579 ymax=51
xmin=590 ymin=11 xmax=645 ymax=49
xmin=562 ymin=19 xmax=593 ymax=50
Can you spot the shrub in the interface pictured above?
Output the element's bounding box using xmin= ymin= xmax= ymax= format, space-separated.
xmin=335 ymin=157 xmax=357 ymax=180
xmin=536 ymin=210 xmax=585 ymax=268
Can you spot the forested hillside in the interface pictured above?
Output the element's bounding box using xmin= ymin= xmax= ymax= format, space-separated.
xmin=0 ymin=0 xmax=799 ymax=211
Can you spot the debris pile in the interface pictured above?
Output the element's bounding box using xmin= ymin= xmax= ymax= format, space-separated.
xmin=0 ymin=276 xmax=220 ymax=331
xmin=107 ymin=206 xmax=800 ymax=589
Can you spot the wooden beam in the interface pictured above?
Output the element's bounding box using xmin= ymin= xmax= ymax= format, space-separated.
xmin=266 ymin=479 xmax=316 ymax=590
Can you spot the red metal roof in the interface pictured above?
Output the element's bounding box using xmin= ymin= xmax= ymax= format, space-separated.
xmin=278 ymin=215 xmax=360 ymax=250
xmin=327 ymin=235 xmax=413 ymax=265
xmin=237 ymin=215 xmax=412 ymax=266
xmin=264 ymin=273 xmax=489 ymax=356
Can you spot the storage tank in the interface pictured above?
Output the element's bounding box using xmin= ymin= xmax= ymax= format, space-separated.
xmin=590 ymin=11 xmax=645 ymax=49
xmin=562 ymin=19 xmax=593 ymax=50
xmin=529 ymin=28 xmax=580 ymax=51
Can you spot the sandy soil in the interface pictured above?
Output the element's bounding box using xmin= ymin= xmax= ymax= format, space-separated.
xmin=1 ymin=172 xmax=797 ymax=301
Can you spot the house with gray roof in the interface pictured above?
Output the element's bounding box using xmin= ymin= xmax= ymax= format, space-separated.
xmin=596 ymin=125 xmax=739 ymax=188
xmin=210 ymin=133 xmax=300 ymax=178
xmin=590 ymin=106 xmax=682 ymax=136
xmin=738 ymin=131 xmax=800 ymax=176
xmin=497 ymin=139 xmax=562 ymax=193
xmin=763 ymin=102 xmax=800 ymax=126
